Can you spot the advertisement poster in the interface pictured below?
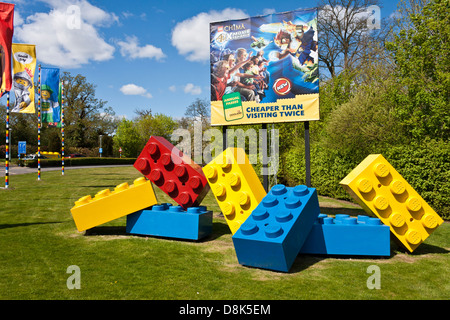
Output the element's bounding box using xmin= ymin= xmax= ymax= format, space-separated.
xmin=210 ymin=8 xmax=319 ymax=126
xmin=11 ymin=43 xmax=36 ymax=113
xmin=41 ymin=67 xmax=61 ymax=127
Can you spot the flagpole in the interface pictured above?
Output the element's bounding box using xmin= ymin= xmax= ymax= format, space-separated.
xmin=61 ymin=80 xmax=65 ymax=176
xmin=5 ymin=92 xmax=10 ymax=189
xmin=38 ymin=64 xmax=41 ymax=181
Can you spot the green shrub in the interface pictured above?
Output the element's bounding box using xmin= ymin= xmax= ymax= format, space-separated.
xmin=383 ymin=139 xmax=450 ymax=220
xmin=280 ymin=139 xmax=449 ymax=220
xmin=23 ymin=157 xmax=136 ymax=168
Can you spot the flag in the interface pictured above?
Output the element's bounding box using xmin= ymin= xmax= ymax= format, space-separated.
xmin=0 ymin=2 xmax=14 ymax=97
xmin=11 ymin=43 xmax=36 ymax=113
xmin=41 ymin=67 xmax=61 ymax=126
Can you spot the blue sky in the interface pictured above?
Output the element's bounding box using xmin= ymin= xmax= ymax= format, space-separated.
xmin=2 ymin=0 xmax=400 ymax=120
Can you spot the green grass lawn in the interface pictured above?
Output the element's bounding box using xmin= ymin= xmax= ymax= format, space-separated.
xmin=0 ymin=166 xmax=448 ymax=300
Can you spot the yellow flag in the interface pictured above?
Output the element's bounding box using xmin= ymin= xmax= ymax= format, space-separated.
xmin=11 ymin=43 xmax=36 ymax=113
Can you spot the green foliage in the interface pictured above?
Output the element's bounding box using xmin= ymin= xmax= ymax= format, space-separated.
xmin=322 ymin=88 xmax=405 ymax=161
xmin=62 ymin=72 xmax=118 ymax=149
xmin=134 ymin=109 xmax=178 ymax=141
xmin=112 ymin=118 xmax=144 ymax=158
xmin=280 ymin=139 xmax=450 ymax=220
xmin=384 ymin=139 xmax=450 ymax=220
xmin=21 ymin=157 xmax=136 ymax=168
xmin=386 ymin=0 xmax=450 ymax=140
xmin=281 ymin=144 xmax=356 ymax=200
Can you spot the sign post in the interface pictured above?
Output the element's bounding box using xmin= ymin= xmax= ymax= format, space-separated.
xmin=18 ymin=141 xmax=26 ymax=156
xmin=210 ymin=8 xmax=319 ymax=189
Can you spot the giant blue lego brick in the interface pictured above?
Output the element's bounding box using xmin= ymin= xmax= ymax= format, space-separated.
xmin=232 ymin=184 xmax=320 ymax=272
xmin=299 ymin=214 xmax=391 ymax=256
xmin=126 ymin=203 xmax=213 ymax=240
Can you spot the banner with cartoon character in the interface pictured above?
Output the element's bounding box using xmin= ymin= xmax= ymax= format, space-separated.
xmin=210 ymin=8 xmax=319 ymax=126
xmin=11 ymin=43 xmax=36 ymax=113
xmin=41 ymin=67 xmax=61 ymax=127
xmin=0 ymin=2 xmax=14 ymax=97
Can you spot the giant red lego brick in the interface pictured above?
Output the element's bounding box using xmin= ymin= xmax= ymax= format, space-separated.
xmin=134 ymin=136 xmax=210 ymax=209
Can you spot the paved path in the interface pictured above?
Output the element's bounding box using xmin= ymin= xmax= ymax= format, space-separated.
xmin=0 ymin=164 xmax=133 ymax=177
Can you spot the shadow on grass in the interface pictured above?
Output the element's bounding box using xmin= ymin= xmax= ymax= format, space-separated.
xmin=290 ymin=255 xmax=326 ymax=273
xmin=85 ymin=226 xmax=127 ymax=236
xmin=0 ymin=221 xmax=64 ymax=230
xmin=390 ymin=240 xmax=449 ymax=256
xmin=84 ymin=221 xmax=231 ymax=243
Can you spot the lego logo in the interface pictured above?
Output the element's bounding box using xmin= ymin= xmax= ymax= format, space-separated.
xmin=273 ymin=78 xmax=292 ymax=95
xmin=218 ymin=26 xmax=223 ymax=32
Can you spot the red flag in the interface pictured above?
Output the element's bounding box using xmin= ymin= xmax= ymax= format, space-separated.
xmin=0 ymin=2 xmax=14 ymax=97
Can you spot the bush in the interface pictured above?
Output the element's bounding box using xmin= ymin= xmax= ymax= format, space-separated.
xmin=383 ymin=139 xmax=450 ymax=220
xmin=281 ymin=143 xmax=356 ymax=199
xmin=22 ymin=157 xmax=137 ymax=168
xmin=280 ymin=139 xmax=449 ymax=220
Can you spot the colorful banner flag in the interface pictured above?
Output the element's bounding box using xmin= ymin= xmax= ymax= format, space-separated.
xmin=210 ymin=8 xmax=319 ymax=126
xmin=0 ymin=2 xmax=14 ymax=97
xmin=41 ymin=67 xmax=61 ymax=126
xmin=11 ymin=43 xmax=36 ymax=113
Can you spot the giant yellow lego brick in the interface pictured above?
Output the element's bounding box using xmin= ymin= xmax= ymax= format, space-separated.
xmin=203 ymin=148 xmax=266 ymax=234
xmin=340 ymin=154 xmax=443 ymax=252
xmin=70 ymin=177 xmax=157 ymax=232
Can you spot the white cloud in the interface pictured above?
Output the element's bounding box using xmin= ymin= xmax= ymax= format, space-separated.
xmin=171 ymin=8 xmax=248 ymax=62
xmin=120 ymin=84 xmax=152 ymax=98
xmin=14 ymin=0 xmax=116 ymax=68
xmin=13 ymin=10 xmax=24 ymax=27
xmin=169 ymin=85 xmax=176 ymax=92
xmin=183 ymin=83 xmax=202 ymax=95
xmin=117 ymin=35 xmax=166 ymax=61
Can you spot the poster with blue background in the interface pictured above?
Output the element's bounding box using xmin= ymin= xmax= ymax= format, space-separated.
xmin=40 ymin=67 xmax=61 ymax=127
xmin=210 ymin=8 xmax=319 ymax=126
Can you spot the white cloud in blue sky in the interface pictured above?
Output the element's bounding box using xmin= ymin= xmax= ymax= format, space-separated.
xmin=171 ymin=8 xmax=248 ymax=62
xmin=119 ymin=84 xmax=152 ymax=98
xmin=13 ymin=0 xmax=117 ymax=68
xmin=117 ymin=35 xmax=166 ymax=61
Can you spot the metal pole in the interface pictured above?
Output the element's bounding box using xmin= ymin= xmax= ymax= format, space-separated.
xmin=61 ymin=80 xmax=65 ymax=175
xmin=37 ymin=65 xmax=41 ymax=181
xmin=5 ymin=92 xmax=10 ymax=188
xmin=8 ymin=128 xmax=11 ymax=161
xmin=222 ymin=125 xmax=227 ymax=151
xmin=262 ymin=123 xmax=268 ymax=192
xmin=304 ymin=121 xmax=311 ymax=187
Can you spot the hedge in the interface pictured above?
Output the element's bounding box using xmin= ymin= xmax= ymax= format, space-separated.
xmin=21 ymin=157 xmax=137 ymax=168
xmin=280 ymin=139 xmax=449 ymax=220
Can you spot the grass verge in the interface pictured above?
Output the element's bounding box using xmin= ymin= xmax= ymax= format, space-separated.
xmin=0 ymin=166 xmax=448 ymax=300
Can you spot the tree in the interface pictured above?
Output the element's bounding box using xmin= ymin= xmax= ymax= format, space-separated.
xmin=386 ymin=0 xmax=450 ymax=140
xmin=134 ymin=108 xmax=178 ymax=141
xmin=183 ymin=98 xmax=210 ymax=129
xmin=318 ymin=0 xmax=389 ymax=78
xmin=61 ymin=72 xmax=117 ymax=148
xmin=112 ymin=118 xmax=143 ymax=157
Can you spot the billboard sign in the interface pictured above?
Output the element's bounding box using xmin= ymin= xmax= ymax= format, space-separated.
xmin=210 ymin=8 xmax=319 ymax=126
